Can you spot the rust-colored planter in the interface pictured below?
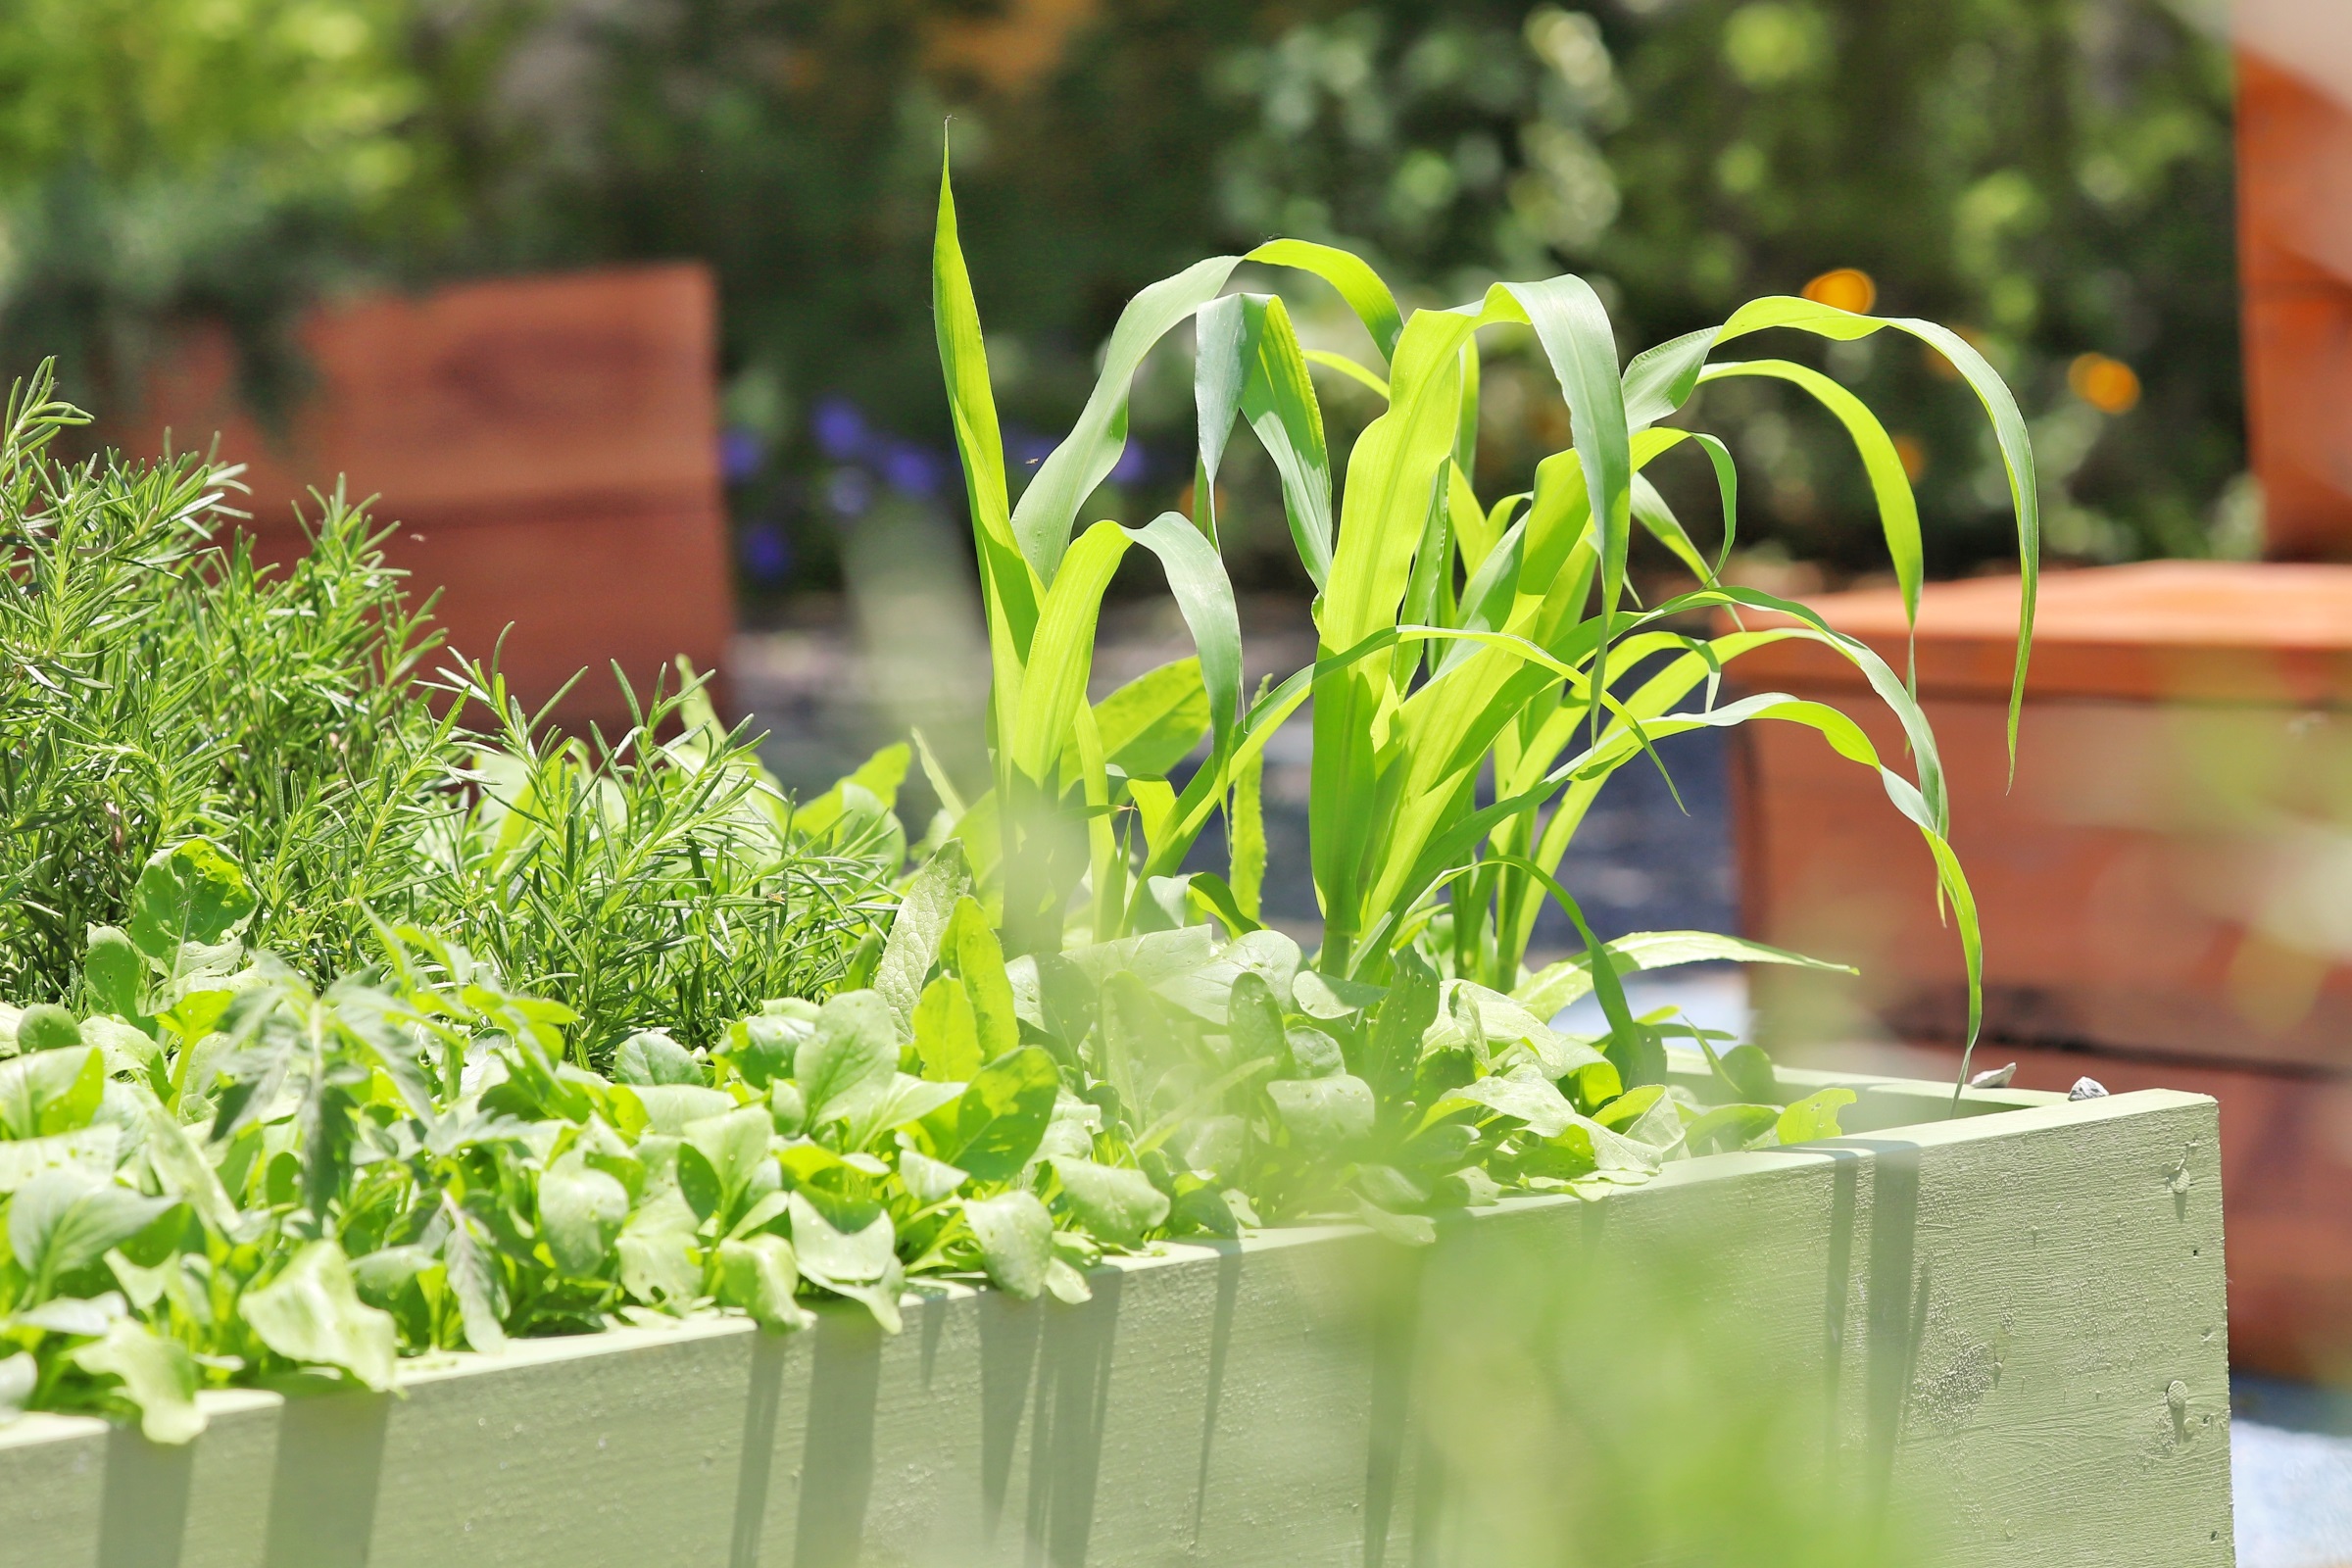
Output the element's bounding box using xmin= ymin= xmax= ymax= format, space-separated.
xmin=2238 ymin=50 xmax=2352 ymax=556
xmin=1728 ymin=561 xmax=2352 ymax=1375
xmin=113 ymin=265 xmax=735 ymax=730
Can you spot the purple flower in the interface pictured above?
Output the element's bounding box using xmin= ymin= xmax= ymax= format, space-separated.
xmin=719 ymin=428 xmax=764 ymax=484
xmin=811 ymin=397 xmax=872 ymax=463
xmin=738 ymin=521 xmax=794 ymax=582
xmin=882 ymin=442 xmax=944 ymax=499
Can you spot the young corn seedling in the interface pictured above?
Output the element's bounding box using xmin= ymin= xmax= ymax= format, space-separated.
xmin=931 ymin=154 xmax=2034 ymax=1093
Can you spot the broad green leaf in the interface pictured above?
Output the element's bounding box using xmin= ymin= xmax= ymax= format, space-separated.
xmin=875 ymin=842 xmax=969 ymax=1030
xmin=681 ymin=1105 xmax=779 ymax=1220
xmin=9 ymin=1167 xmax=173 ymax=1293
xmin=722 ymin=1006 xmax=814 ymax=1091
xmin=15 ymin=1004 xmax=80 ymax=1053
xmin=1034 ymin=1086 xmax=1107 ymax=1167
xmin=612 ymin=1030 xmax=702 ymax=1087
xmin=1283 ymin=1026 xmax=1347 ymax=1080
xmin=946 ymin=898 xmax=1020 ymax=1061
xmin=1540 ymin=1112 xmax=1665 ymax=1177
xmin=789 ymin=1192 xmax=904 ymax=1333
xmin=1776 ymin=1087 xmax=1858 ymax=1146
xmin=1050 ymin=1157 xmax=1170 ymax=1249
xmin=1685 ymin=1102 xmax=1782 ymax=1156
xmin=1045 ymin=1255 xmax=1094 ymax=1305
xmin=242 ymin=1241 xmax=398 ymax=1390
xmin=615 ymin=1084 xmax=735 ymax=1136
xmin=0 ymin=1352 xmax=33 ymax=1424
xmin=1435 ymin=1073 xmax=1577 ymax=1140
xmin=1591 ymin=1083 xmax=1665 ymax=1132
xmin=774 ymin=1139 xmax=853 ymax=1191
xmin=349 ymin=1245 xmax=441 ymax=1336
xmin=83 ymin=929 xmax=144 ymax=1031
xmin=540 ymin=1153 xmax=629 ymax=1277
xmin=1363 ymin=949 xmax=1440 ymax=1098
xmin=840 ymin=1074 xmax=962 ymax=1152
xmin=962 ymin=1190 xmax=1054 ymax=1299
xmin=1293 ymin=971 xmax=1385 ymax=1019
xmin=1267 ymin=1075 xmax=1375 ymax=1152
xmin=899 ymin=1149 xmax=967 ymax=1204
xmin=83 ymin=1015 xmax=157 ymax=1078
xmin=1224 ymin=970 xmax=1286 ymax=1064
xmin=795 ymin=743 xmax=910 ymax=838
xmin=15 ymin=1294 xmax=126 ymax=1336
xmin=1514 ymin=930 xmax=1853 ymax=1019
xmin=125 ymin=839 xmax=256 ymax=963
xmin=1227 ymin=928 xmax=1303 ymax=1008
xmin=70 ymin=1322 xmax=203 ymax=1444
xmin=0 ymin=1125 xmax=119 ymax=1194
xmin=617 ymin=1189 xmax=701 ymax=1308
xmin=913 ymin=976 xmax=983 ymax=1083
xmin=159 ymin=987 xmax=236 ymax=1049
xmin=1174 ymin=1116 xmax=1246 ymax=1178
xmin=919 ymin=1046 xmax=1059 ymax=1183
xmin=796 ymin=990 xmax=898 ymax=1124
xmin=442 ymin=1206 xmax=510 ymax=1352
xmin=1617 ymin=1091 xmax=1688 ymax=1152
xmin=133 ymin=1090 xmax=236 ymax=1232
xmin=1186 ymin=872 xmax=1260 ymax=938
xmin=1713 ymin=1044 xmax=1778 ymax=1105
xmin=716 ymin=1235 xmax=813 ymax=1332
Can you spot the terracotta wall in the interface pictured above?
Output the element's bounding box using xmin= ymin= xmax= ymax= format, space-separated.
xmin=113 ymin=264 xmax=735 ymax=731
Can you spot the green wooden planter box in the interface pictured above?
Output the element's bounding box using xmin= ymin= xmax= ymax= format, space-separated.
xmin=0 ymin=1064 xmax=2231 ymax=1567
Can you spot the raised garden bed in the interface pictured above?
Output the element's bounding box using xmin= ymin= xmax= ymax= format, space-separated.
xmin=2 ymin=153 xmax=2230 ymax=1567
xmin=0 ymin=1061 xmax=2230 ymax=1568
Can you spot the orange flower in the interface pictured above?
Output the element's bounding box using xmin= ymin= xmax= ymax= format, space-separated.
xmin=2069 ymin=352 xmax=2141 ymax=415
xmin=1800 ymin=268 xmax=1877 ymax=314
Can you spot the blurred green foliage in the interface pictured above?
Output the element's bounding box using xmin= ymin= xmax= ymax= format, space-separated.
xmin=0 ymin=0 xmax=2242 ymax=573
xmin=0 ymin=0 xmax=421 ymax=416
xmin=1199 ymin=0 xmax=2244 ymax=572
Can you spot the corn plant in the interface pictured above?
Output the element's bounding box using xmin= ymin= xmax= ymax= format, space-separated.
xmin=932 ymin=158 xmax=2035 ymax=1078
